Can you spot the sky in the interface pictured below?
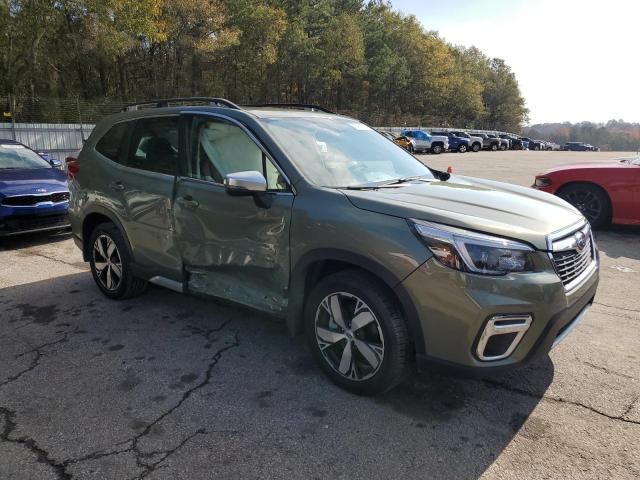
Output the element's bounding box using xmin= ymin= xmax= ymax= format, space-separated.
xmin=390 ymin=0 xmax=640 ymax=125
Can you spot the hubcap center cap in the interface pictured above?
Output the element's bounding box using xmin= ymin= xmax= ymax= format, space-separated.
xmin=346 ymin=331 xmax=353 ymax=340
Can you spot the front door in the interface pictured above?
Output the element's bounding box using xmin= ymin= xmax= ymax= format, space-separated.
xmin=173 ymin=114 xmax=294 ymax=314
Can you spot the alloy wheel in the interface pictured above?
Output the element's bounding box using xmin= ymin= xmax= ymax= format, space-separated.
xmin=92 ymin=234 xmax=123 ymax=291
xmin=563 ymin=190 xmax=601 ymax=223
xmin=314 ymin=292 xmax=385 ymax=381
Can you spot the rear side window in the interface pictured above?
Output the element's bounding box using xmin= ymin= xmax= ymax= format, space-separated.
xmin=95 ymin=122 xmax=129 ymax=163
xmin=127 ymin=117 xmax=179 ymax=175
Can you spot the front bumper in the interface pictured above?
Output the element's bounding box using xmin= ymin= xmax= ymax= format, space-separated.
xmin=398 ymin=255 xmax=599 ymax=373
xmin=0 ymin=204 xmax=70 ymax=237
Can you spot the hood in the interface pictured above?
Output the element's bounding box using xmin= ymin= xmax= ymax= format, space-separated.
xmin=343 ymin=176 xmax=584 ymax=250
xmin=432 ymin=135 xmax=448 ymax=143
xmin=543 ymin=160 xmax=632 ymax=174
xmin=0 ymin=168 xmax=68 ymax=197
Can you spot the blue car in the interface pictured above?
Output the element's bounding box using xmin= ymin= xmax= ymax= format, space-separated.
xmin=0 ymin=140 xmax=70 ymax=237
xmin=430 ymin=131 xmax=471 ymax=153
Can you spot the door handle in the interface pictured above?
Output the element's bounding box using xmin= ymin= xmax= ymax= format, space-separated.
xmin=177 ymin=195 xmax=199 ymax=208
xmin=109 ymin=181 xmax=125 ymax=191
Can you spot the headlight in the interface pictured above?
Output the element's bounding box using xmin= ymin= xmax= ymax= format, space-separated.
xmin=410 ymin=220 xmax=535 ymax=275
xmin=534 ymin=176 xmax=552 ymax=187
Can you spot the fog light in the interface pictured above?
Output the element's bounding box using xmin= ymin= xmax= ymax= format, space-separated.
xmin=476 ymin=315 xmax=532 ymax=361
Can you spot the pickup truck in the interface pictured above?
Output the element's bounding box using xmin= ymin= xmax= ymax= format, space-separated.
xmin=400 ymin=130 xmax=449 ymax=154
xmin=486 ymin=133 xmax=509 ymax=151
xmin=474 ymin=133 xmax=502 ymax=151
xmin=522 ymin=137 xmax=544 ymax=151
xmin=430 ymin=131 xmax=471 ymax=153
xmin=451 ymin=131 xmax=483 ymax=152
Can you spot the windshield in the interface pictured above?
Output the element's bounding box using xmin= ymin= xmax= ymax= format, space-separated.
xmin=0 ymin=144 xmax=52 ymax=169
xmin=262 ymin=117 xmax=434 ymax=187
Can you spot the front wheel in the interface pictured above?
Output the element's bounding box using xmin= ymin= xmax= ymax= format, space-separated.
xmin=305 ymin=271 xmax=410 ymax=395
xmin=431 ymin=144 xmax=443 ymax=154
xmin=407 ymin=143 xmax=415 ymax=153
xmin=500 ymin=144 xmax=508 ymax=151
xmin=471 ymin=143 xmax=481 ymax=152
xmin=457 ymin=144 xmax=468 ymax=153
xmin=490 ymin=143 xmax=498 ymax=151
xmin=558 ymin=184 xmax=610 ymax=228
xmin=89 ymin=223 xmax=147 ymax=299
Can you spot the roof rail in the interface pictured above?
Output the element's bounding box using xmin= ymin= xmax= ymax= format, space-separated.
xmin=242 ymin=103 xmax=335 ymax=114
xmin=122 ymin=97 xmax=240 ymax=112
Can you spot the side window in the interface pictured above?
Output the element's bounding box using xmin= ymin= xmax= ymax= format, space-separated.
xmin=127 ymin=117 xmax=179 ymax=175
xmin=95 ymin=122 xmax=129 ymax=163
xmin=186 ymin=117 xmax=288 ymax=191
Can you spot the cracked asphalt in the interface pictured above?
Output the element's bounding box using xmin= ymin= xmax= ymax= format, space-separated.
xmin=1 ymin=151 xmax=639 ymax=479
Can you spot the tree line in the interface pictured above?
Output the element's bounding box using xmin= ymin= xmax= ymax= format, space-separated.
xmin=1 ymin=0 xmax=528 ymax=130
xmin=525 ymin=120 xmax=640 ymax=152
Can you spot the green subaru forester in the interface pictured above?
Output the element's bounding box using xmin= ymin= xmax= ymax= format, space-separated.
xmin=69 ymin=99 xmax=599 ymax=394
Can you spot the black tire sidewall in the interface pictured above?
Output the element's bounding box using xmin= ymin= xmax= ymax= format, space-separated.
xmin=304 ymin=271 xmax=409 ymax=395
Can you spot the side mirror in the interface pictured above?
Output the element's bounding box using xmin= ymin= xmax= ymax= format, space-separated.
xmin=38 ymin=152 xmax=50 ymax=161
xmin=49 ymin=158 xmax=62 ymax=168
xmin=224 ymin=171 xmax=267 ymax=196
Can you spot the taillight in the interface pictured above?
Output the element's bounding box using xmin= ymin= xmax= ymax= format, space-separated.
xmin=66 ymin=157 xmax=79 ymax=180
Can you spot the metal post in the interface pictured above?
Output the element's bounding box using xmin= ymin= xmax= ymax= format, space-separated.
xmin=76 ymin=97 xmax=85 ymax=143
xmin=9 ymin=94 xmax=17 ymax=141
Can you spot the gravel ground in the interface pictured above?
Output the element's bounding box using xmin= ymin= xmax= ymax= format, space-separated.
xmin=0 ymin=150 xmax=638 ymax=480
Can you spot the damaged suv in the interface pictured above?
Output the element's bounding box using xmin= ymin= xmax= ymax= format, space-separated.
xmin=69 ymin=99 xmax=599 ymax=394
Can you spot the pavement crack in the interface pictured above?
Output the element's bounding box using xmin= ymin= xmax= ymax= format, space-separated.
xmin=482 ymin=379 xmax=640 ymax=426
xmin=0 ymin=407 xmax=72 ymax=480
xmin=18 ymin=250 xmax=87 ymax=271
xmin=0 ymin=335 xmax=69 ymax=389
xmin=582 ymin=361 xmax=638 ymax=381
xmin=594 ymin=302 xmax=640 ymax=315
xmin=62 ymin=333 xmax=240 ymax=476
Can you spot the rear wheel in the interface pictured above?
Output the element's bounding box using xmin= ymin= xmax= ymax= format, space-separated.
xmin=407 ymin=143 xmax=415 ymax=153
xmin=89 ymin=223 xmax=147 ymax=299
xmin=305 ymin=271 xmax=410 ymax=395
xmin=471 ymin=143 xmax=481 ymax=152
xmin=558 ymin=184 xmax=610 ymax=228
xmin=490 ymin=143 xmax=498 ymax=151
xmin=500 ymin=143 xmax=508 ymax=151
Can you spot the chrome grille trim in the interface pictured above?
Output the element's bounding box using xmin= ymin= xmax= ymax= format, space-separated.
xmin=0 ymin=191 xmax=70 ymax=207
xmin=547 ymin=222 xmax=597 ymax=291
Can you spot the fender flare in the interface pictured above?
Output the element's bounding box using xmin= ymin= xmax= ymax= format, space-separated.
xmin=287 ymin=248 xmax=426 ymax=355
xmin=80 ymin=205 xmax=133 ymax=262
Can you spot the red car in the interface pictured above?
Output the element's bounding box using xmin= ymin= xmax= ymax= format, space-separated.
xmin=534 ymin=154 xmax=640 ymax=227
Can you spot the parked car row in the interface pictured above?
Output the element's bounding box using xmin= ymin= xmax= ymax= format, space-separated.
xmin=380 ymin=129 xmax=569 ymax=154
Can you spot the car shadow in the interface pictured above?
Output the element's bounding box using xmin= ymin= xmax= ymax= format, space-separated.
xmin=0 ymin=229 xmax=72 ymax=251
xmin=594 ymin=224 xmax=640 ymax=262
xmin=0 ymin=273 xmax=554 ymax=480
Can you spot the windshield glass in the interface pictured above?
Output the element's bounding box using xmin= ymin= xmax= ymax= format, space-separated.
xmin=0 ymin=144 xmax=52 ymax=169
xmin=262 ymin=117 xmax=434 ymax=187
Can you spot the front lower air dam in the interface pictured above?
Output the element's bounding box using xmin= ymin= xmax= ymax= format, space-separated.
xmin=476 ymin=315 xmax=532 ymax=361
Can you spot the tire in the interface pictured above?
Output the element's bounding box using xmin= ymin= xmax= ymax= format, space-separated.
xmin=408 ymin=143 xmax=415 ymax=153
xmin=534 ymin=145 xmax=541 ymax=151
xmin=490 ymin=143 xmax=498 ymax=151
xmin=430 ymin=144 xmax=443 ymax=155
xmin=88 ymin=222 xmax=147 ymax=299
xmin=500 ymin=144 xmax=507 ymax=151
xmin=457 ymin=144 xmax=468 ymax=153
xmin=557 ymin=183 xmax=610 ymax=228
xmin=471 ymin=143 xmax=481 ymax=152
xmin=305 ymin=270 xmax=411 ymax=395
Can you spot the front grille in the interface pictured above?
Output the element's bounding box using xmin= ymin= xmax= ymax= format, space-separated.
xmin=1 ymin=191 xmax=69 ymax=207
xmin=1 ymin=213 xmax=69 ymax=232
xmin=551 ymin=227 xmax=594 ymax=287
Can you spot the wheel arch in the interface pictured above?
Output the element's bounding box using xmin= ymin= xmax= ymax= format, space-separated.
xmin=81 ymin=207 xmax=133 ymax=262
xmin=287 ymin=249 xmax=425 ymax=355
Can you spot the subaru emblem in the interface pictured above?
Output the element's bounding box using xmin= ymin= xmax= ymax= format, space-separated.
xmin=574 ymin=231 xmax=587 ymax=251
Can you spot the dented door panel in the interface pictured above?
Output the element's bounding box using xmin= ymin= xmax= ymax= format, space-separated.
xmin=173 ymin=178 xmax=293 ymax=314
